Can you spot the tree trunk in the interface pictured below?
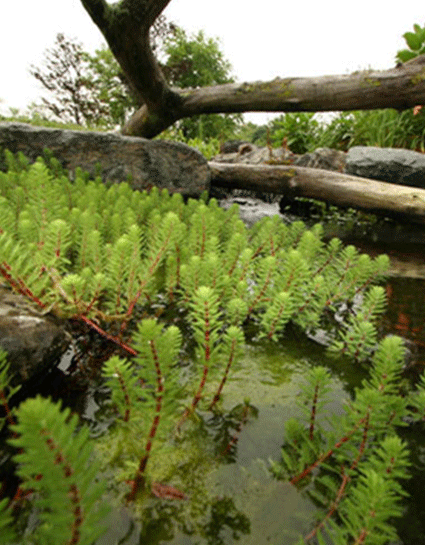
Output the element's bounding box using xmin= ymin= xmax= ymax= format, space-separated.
xmin=80 ymin=0 xmax=424 ymax=138
xmin=208 ymin=162 xmax=425 ymax=224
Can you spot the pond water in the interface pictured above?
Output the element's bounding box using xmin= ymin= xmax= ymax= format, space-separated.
xmin=92 ymin=338 xmax=353 ymax=545
xmin=90 ymin=237 xmax=424 ymax=545
xmin=1 ymin=213 xmax=423 ymax=545
xmin=89 ymin=317 xmax=423 ymax=545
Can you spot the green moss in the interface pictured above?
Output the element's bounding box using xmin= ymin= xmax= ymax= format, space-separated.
xmin=411 ymin=71 xmax=425 ymax=85
xmin=236 ymin=79 xmax=295 ymax=99
xmin=363 ymin=76 xmax=381 ymax=87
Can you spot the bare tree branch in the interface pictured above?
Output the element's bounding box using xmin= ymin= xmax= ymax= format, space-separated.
xmin=80 ymin=0 xmax=425 ymax=138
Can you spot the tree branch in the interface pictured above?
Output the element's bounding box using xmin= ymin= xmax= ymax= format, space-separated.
xmin=80 ymin=0 xmax=175 ymax=108
xmin=124 ymin=55 xmax=424 ymax=136
xmin=79 ymin=0 xmax=424 ymax=138
xmin=182 ymin=55 xmax=425 ymax=114
xmin=209 ymin=161 xmax=425 ymax=224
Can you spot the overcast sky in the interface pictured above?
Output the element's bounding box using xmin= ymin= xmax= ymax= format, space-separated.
xmin=1 ymin=0 xmax=424 ymax=123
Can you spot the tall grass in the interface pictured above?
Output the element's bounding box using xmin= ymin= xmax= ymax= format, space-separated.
xmin=317 ymin=108 xmax=425 ymax=152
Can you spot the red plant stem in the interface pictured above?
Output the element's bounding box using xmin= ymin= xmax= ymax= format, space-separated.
xmin=304 ymin=468 xmax=350 ymax=543
xmin=209 ymin=337 xmax=238 ymax=410
xmin=177 ymin=364 xmax=209 ymax=432
xmin=352 ymin=529 xmax=368 ymax=544
xmin=309 ymin=384 xmax=319 ymax=441
xmin=0 ymin=265 xmax=46 ymax=309
xmin=267 ymin=300 xmax=288 ymax=340
xmin=40 ymin=429 xmax=83 ymax=544
xmin=177 ymin=300 xmax=211 ymax=430
xmin=77 ymin=315 xmax=136 ymax=356
xmin=313 ymin=252 xmax=336 ymax=277
xmin=120 ymin=224 xmax=175 ymax=333
xmin=250 ymin=244 xmax=265 ymax=260
xmin=127 ymin=339 xmax=163 ymax=502
xmin=350 ymin=411 xmax=370 ymax=470
xmin=174 ymin=244 xmax=181 ymax=289
xmin=114 ymin=368 xmax=132 ymax=422
xmin=304 ymin=411 xmax=371 ymax=542
xmin=220 ymin=403 xmax=250 ymax=456
xmin=0 ymin=389 xmax=17 ymax=430
xmin=248 ymin=267 xmax=273 ymax=315
xmin=269 ymin=235 xmax=275 ymax=256
xmin=297 ymin=278 xmax=323 ymax=314
xmin=290 ymin=415 xmax=367 ymax=485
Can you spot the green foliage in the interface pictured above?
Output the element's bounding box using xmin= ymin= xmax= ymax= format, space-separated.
xmin=156 ymin=130 xmax=221 ymax=159
xmin=396 ymin=23 xmax=425 ymax=63
xmin=0 ymin=153 xmax=391 ymax=341
xmin=163 ymin=28 xmax=233 ymax=88
xmin=8 ymin=396 xmax=109 ymax=544
xmin=24 ymin=26 xmax=241 ymax=138
xmin=255 ymin=107 xmax=424 ymax=154
xmin=81 ymin=45 xmax=138 ymax=127
xmin=319 ymin=108 xmax=425 ymax=151
xmin=162 ymin=27 xmax=241 ymax=140
xmin=0 ymin=152 xmax=422 ymax=542
xmin=250 ymin=24 xmax=426 ymax=154
xmin=0 ymin=350 xmax=20 ymax=429
xmin=328 ymin=285 xmax=388 ymax=361
xmin=28 ymin=33 xmax=123 ymax=128
xmin=270 ymin=335 xmax=419 ymax=544
xmin=410 ymin=373 xmax=425 ymax=419
xmin=265 ymin=113 xmax=322 ymax=154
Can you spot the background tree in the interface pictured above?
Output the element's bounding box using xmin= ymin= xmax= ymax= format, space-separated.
xmin=29 ymin=33 xmax=106 ymax=127
xmin=29 ymin=23 xmax=240 ymax=137
xmin=162 ymin=28 xmax=241 ymax=139
xmin=79 ymin=0 xmax=424 ymax=138
xmin=82 ymin=46 xmax=137 ymax=127
xmin=29 ymin=33 xmax=137 ymax=128
xmin=29 ymin=16 xmax=176 ymax=128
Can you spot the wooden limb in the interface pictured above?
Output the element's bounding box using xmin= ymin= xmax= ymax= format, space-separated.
xmin=124 ymin=56 xmax=425 ymax=136
xmin=181 ymin=56 xmax=424 ymax=115
xmin=80 ymin=0 xmax=174 ymax=107
xmin=80 ymin=0 xmax=424 ymax=137
xmin=208 ymin=162 xmax=425 ymax=224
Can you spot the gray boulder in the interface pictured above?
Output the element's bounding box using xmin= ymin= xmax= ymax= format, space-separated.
xmin=0 ymin=287 xmax=70 ymax=388
xmin=294 ymin=147 xmax=346 ymax=172
xmin=345 ymin=146 xmax=425 ymax=188
xmin=0 ymin=123 xmax=210 ymax=198
xmin=213 ymin=144 xmax=294 ymax=165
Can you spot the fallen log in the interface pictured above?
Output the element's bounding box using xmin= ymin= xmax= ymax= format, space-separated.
xmin=208 ymin=162 xmax=425 ymax=224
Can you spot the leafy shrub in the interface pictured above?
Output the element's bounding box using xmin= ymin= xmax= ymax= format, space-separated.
xmin=396 ymin=23 xmax=425 ymax=63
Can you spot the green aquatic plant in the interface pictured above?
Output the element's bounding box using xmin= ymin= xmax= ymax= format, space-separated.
xmin=0 ymin=362 xmax=109 ymax=545
xmin=0 ymin=151 xmax=423 ymax=543
xmin=0 ymin=151 xmax=391 ymax=357
xmin=271 ymin=335 xmax=422 ymax=544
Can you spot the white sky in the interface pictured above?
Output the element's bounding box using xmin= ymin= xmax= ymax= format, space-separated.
xmin=1 ymin=0 xmax=424 ymax=123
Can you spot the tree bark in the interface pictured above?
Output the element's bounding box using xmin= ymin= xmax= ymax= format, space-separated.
xmin=123 ymin=55 xmax=425 ymax=137
xmin=80 ymin=0 xmax=179 ymax=115
xmin=80 ymin=0 xmax=424 ymax=138
xmin=208 ymin=162 xmax=425 ymax=224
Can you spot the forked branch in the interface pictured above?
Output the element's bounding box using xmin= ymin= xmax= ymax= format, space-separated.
xmin=79 ymin=0 xmax=425 ymax=138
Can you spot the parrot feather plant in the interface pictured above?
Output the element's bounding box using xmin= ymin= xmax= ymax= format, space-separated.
xmin=0 ymin=150 xmax=423 ymax=543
